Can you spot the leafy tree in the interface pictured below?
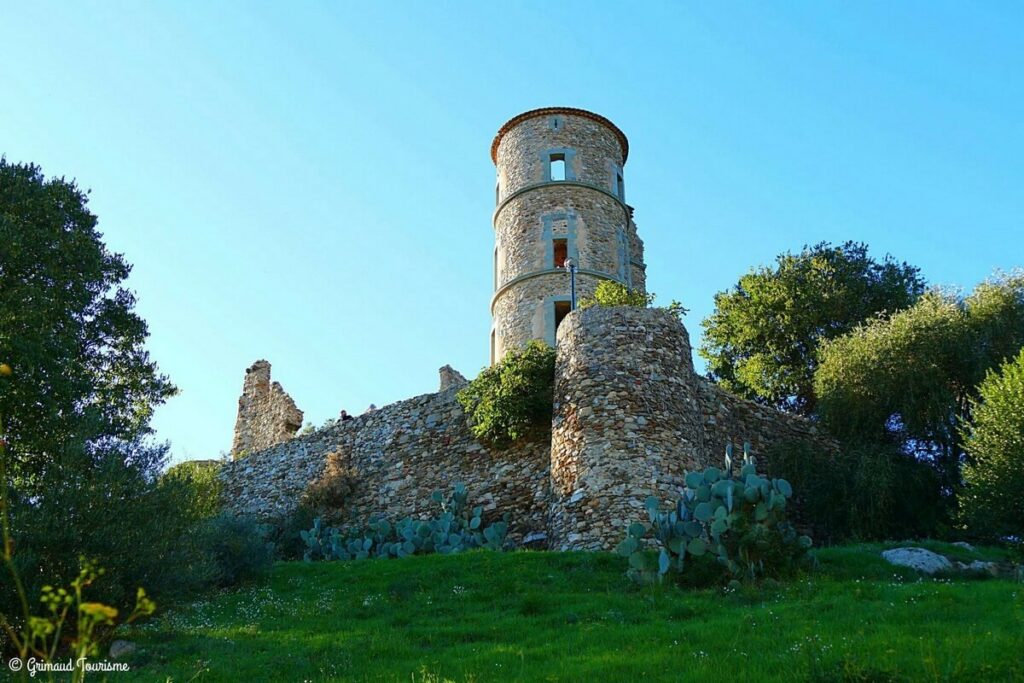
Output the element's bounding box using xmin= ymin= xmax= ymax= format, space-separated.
xmin=959 ymin=348 xmax=1024 ymax=541
xmin=700 ymin=241 xmax=924 ymax=415
xmin=0 ymin=159 xmax=176 ymax=485
xmin=815 ymin=272 xmax=1024 ymax=490
xmin=457 ymin=340 xmax=555 ymax=447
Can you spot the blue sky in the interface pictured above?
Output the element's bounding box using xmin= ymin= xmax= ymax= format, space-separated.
xmin=3 ymin=2 xmax=1022 ymax=463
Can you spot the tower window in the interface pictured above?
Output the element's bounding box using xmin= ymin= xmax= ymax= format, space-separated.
xmin=615 ymin=171 xmax=625 ymax=199
xmin=549 ymin=154 xmax=566 ymax=181
xmin=552 ymin=238 xmax=568 ymax=268
xmin=554 ymin=301 xmax=571 ymax=331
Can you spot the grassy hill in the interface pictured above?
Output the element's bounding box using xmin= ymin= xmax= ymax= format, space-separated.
xmin=126 ymin=542 xmax=1022 ymax=682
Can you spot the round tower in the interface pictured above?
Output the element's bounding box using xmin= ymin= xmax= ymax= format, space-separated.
xmin=490 ymin=107 xmax=646 ymax=363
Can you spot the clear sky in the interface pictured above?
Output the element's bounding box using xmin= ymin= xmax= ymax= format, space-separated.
xmin=2 ymin=2 xmax=1022 ymax=464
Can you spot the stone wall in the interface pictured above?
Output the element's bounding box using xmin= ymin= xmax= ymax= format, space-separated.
xmin=222 ymin=308 xmax=836 ymax=551
xmin=547 ymin=306 xmax=837 ymax=551
xmin=221 ymin=386 xmax=551 ymax=545
xmin=549 ymin=306 xmax=706 ymax=550
xmin=231 ymin=360 xmax=303 ymax=458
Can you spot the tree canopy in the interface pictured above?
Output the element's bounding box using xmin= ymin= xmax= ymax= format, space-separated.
xmin=699 ymin=241 xmax=924 ymax=415
xmin=0 ymin=159 xmax=176 ymax=485
xmin=959 ymin=348 xmax=1024 ymax=541
xmin=815 ymin=272 xmax=1024 ymax=488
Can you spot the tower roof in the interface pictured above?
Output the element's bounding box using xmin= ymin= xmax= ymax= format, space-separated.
xmin=491 ymin=107 xmax=629 ymax=164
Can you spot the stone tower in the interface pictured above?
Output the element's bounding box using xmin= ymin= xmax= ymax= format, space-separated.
xmin=490 ymin=107 xmax=646 ymax=363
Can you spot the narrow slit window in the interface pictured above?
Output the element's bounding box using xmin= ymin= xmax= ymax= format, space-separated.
xmin=615 ymin=171 xmax=625 ymax=199
xmin=554 ymin=301 xmax=571 ymax=331
xmin=550 ymin=154 xmax=566 ymax=181
xmin=552 ymin=238 xmax=568 ymax=268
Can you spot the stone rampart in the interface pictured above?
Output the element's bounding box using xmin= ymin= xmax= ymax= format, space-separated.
xmin=221 ymin=387 xmax=551 ymax=545
xmin=547 ymin=306 xmax=837 ymax=550
xmin=222 ymin=307 xmax=836 ymax=550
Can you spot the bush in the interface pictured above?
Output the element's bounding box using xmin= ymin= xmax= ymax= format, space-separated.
xmin=302 ymin=482 xmax=509 ymax=561
xmin=4 ymin=440 xmax=215 ymax=621
xmin=617 ymin=445 xmax=810 ymax=585
xmin=579 ymin=280 xmax=686 ymax=318
xmin=266 ymin=503 xmax=319 ymax=561
xmin=766 ymin=439 xmax=943 ymax=543
xmin=197 ymin=513 xmax=275 ymax=587
xmin=301 ymin=451 xmax=357 ymax=522
xmin=457 ymin=340 xmax=556 ymax=447
xmin=163 ymin=459 xmax=223 ymax=520
xmin=960 ymin=348 xmax=1024 ymax=542
xmin=579 ymin=280 xmax=654 ymax=309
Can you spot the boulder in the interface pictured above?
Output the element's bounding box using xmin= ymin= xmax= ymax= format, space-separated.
xmin=109 ymin=639 xmax=136 ymax=660
xmin=881 ymin=547 xmax=953 ymax=575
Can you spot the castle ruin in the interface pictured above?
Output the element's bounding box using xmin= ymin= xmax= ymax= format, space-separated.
xmin=222 ymin=108 xmax=835 ymax=550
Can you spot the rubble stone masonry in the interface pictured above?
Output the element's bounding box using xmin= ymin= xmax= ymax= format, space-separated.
xmin=221 ymin=307 xmax=835 ymax=550
xmin=231 ymin=360 xmax=303 ymax=458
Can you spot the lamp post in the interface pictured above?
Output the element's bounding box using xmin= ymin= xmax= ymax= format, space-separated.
xmin=563 ymin=257 xmax=578 ymax=311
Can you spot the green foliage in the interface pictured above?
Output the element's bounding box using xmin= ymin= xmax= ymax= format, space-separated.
xmin=579 ymin=280 xmax=654 ymax=309
xmin=457 ymin=340 xmax=555 ymax=447
xmin=815 ymin=271 xmax=1024 ymax=488
xmin=960 ymin=348 xmax=1024 ymax=542
xmin=2 ymin=557 xmax=155 ymax=683
xmin=302 ymin=482 xmax=510 ymax=562
xmin=618 ymin=444 xmax=810 ymax=584
xmin=265 ymin=503 xmax=319 ymax=561
xmin=162 ymin=459 xmax=223 ymax=520
xmin=766 ymin=439 xmax=943 ymax=542
xmin=578 ymin=280 xmax=687 ymax=318
xmin=3 ymin=439 xmax=216 ymax=622
xmin=197 ymin=513 xmax=275 ymax=587
xmin=0 ymin=159 xmax=176 ymax=486
xmin=700 ymin=241 xmax=924 ymax=415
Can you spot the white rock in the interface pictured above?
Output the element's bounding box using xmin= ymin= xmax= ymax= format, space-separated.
xmin=952 ymin=541 xmax=976 ymax=551
xmin=109 ymin=640 xmax=136 ymax=660
xmin=881 ymin=547 xmax=953 ymax=575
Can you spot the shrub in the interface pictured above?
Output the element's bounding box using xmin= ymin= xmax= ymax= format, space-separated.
xmin=5 ymin=440 xmax=215 ymax=621
xmin=266 ymin=503 xmax=319 ymax=561
xmin=162 ymin=459 xmax=223 ymax=520
xmin=457 ymin=340 xmax=556 ymax=447
xmin=197 ymin=513 xmax=275 ymax=587
xmin=302 ymin=482 xmax=509 ymax=561
xmin=960 ymin=348 xmax=1024 ymax=542
xmin=579 ymin=280 xmax=687 ymax=318
xmin=300 ymin=451 xmax=357 ymax=521
xmin=617 ymin=445 xmax=810 ymax=585
xmin=766 ymin=439 xmax=943 ymax=543
xmin=579 ymin=280 xmax=654 ymax=309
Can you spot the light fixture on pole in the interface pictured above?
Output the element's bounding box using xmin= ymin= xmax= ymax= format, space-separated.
xmin=563 ymin=257 xmax=578 ymax=311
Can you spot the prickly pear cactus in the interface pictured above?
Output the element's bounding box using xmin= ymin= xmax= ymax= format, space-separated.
xmin=617 ymin=443 xmax=811 ymax=583
xmin=301 ymin=482 xmax=510 ymax=562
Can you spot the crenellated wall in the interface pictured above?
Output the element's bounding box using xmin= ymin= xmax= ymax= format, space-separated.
xmin=220 ymin=307 xmax=836 ymax=550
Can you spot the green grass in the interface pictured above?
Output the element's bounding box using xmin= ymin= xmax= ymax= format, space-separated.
xmin=125 ymin=542 xmax=1023 ymax=682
